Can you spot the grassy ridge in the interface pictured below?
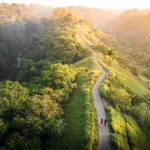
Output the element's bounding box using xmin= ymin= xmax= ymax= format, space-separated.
xmin=75 ymin=56 xmax=101 ymax=85
xmin=97 ymin=51 xmax=150 ymax=149
xmin=65 ymin=73 xmax=98 ymax=150
xmin=107 ymin=107 xmax=149 ymax=150
xmin=75 ymin=57 xmax=97 ymax=69
xmin=118 ymin=72 xmax=150 ymax=96
xmin=107 ymin=107 xmax=130 ymax=150
xmin=97 ymin=51 xmax=150 ymax=96
xmin=55 ymin=56 xmax=101 ymax=150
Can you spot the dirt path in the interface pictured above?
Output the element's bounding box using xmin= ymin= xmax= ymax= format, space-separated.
xmin=78 ymin=24 xmax=111 ymax=150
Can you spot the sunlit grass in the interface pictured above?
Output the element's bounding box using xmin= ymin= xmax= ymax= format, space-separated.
xmin=138 ymin=75 xmax=149 ymax=83
xmin=56 ymin=56 xmax=100 ymax=150
xmin=74 ymin=56 xmax=101 ymax=85
xmin=74 ymin=57 xmax=97 ymax=70
xmin=97 ymin=52 xmax=150 ymax=96
xmin=107 ymin=107 xmax=130 ymax=150
xmin=59 ymin=73 xmax=99 ymax=150
xmin=124 ymin=115 xmax=149 ymax=150
xmin=117 ymin=72 xmax=150 ymax=96
xmin=107 ymin=107 xmax=149 ymax=150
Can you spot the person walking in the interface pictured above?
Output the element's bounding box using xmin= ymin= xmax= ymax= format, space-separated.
xmin=100 ymin=118 xmax=103 ymax=125
xmin=104 ymin=119 xmax=107 ymax=126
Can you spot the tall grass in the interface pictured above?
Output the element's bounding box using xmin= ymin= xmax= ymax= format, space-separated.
xmin=54 ymin=56 xmax=101 ymax=150
xmin=107 ymin=107 xmax=130 ymax=150
xmin=106 ymin=107 xmax=149 ymax=150
xmin=57 ymin=73 xmax=99 ymax=150
xmin=97 ymin=51 xmax=150 ymax=96
xmin=75 ymin=56 xmax=101 ymax=85
xmin=75 ymin=57 xmax=98 ymax=70
xmin=64 ymin=73 xmax=98 ymax=150
xmin=117 ymin=72 xmax=150 ymax=96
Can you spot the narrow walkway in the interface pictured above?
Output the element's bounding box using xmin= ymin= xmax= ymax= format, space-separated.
xmin=78 ymin=24 xmax=111 ymax=150
xmin=93 ymin=53 xmax=111 ymax=150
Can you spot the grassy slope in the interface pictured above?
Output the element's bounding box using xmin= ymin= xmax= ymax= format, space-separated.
xmin=78 ymin=20 xmax=150 ymax=95
xmin=55 ymin=56 xmax=101 ymax=150
xmin=55 ymin=23 xmax=103 ymax=150
xmin=65 ymin=74 xmax=97 ymax=150
xmin=75 ymin=57 xmax=97 ymax=69
xmin=55 ymin=19 xmax=150 ymax=149
xmin=97 ymin=52 xmax=150 ymax=149
xmin=97 ymin=52 xmax=150 ymax=96
xmin=77 ymin=21 xmax=150 ymax=149
xmin=107 ymin=107 xmax=149 ymax=150
xmin=118 ymin=72 xmax=150 ymax=96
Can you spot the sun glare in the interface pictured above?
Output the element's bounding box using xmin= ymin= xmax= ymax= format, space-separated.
xmin=1 ymin=0 xmax=150 ymax=9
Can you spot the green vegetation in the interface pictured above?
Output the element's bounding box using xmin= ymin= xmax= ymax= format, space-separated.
xmin=55 ymin=72 xmax=98 ymax=150
xmin=0 ymin=63 xmax=78 ymax=149
xmin=1 ymin=3 xmax=150 ymax=150
xmin=75 ymin=56 xmax=101 ymax=85
xmin=56 ymin=56 xmax=101 ymax=150
xmin=66 ymin=6 xmax=122 ymax=28
xmin=107 ymin=107 xmax=149 ymax=150
xmin=0 ymin=5 xmax=99 ymax=150
xmin=67 ymin=74 xmax=98 ymax=150
xmin=98 ymin=50 xmax=150 ymax=149
xmin=87 ymin=24 xmax=150 ymax=149
xmin=117 ymin=72 xmax=150 ymax=96
xmin=75 ymin=57 xmax=96 ymax=69
xmin=104 ymin=9 xmax=150 ymax=79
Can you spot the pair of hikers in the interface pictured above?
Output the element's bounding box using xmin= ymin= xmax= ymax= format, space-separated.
xmin=100 ymin=118 xmax=107 ymax=125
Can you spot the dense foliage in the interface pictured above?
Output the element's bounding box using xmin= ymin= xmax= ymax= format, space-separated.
xmin=28 ymin=22 xmax=90 ymax=64
xmin=0 ymin=60 xmax=81 ymax=149
xmin=99 ymin=51 xmax=150 ymax=149
xmin=0 ymin=3 xmax=53 ymax=21
xmin=0 ymin=5 xmax=97 ymax=150
xmin=1 ymin=3 xmax=150 ymax=150
xmin=0 ymin=17 xmax=46 ymax=80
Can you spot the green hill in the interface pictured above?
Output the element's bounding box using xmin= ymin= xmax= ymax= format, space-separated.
xmin=104 ymin=9 xmax=150 ymax=80
xmin=0 ymin=4 xmax=150 ymax=150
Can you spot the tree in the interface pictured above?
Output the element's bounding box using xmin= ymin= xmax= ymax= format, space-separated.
xmin=4 ymin=132 xmax=41 ymax=150
xmin=41 ymin=63 xmax=76 ymax=90
xmin=0 ymin=81 xmax=28 ymax=118
xmin=107 ymin=48 xmax=116 ymax=64
xmin=16 ymin=59 xmax=37 ymax=82
xmin=108 ymin=87 xmax=131 ymax=106
xmin=44 ymin=118 xmax=66 ymax=138
xmin=31 ymin=89 xmax=64 ymax=117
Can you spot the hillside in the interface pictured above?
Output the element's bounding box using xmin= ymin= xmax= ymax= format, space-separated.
xmin=103 ymin=9 xmax=150 ymax=79
xmin=104 ymin=9 xmax=150 ymax=52
xmin=98 ymin=50 xmax=150 ymax=150
xmin=66 ymin=6 xmax=123 ymax=28
xmin=0 ymin=5 xmax=100 ymax=150
xmin=0 ymin=3 xmax=53 ymax=21
xmin=0 ymin=4 xmax=150 ymax=150
xmin=72 ymin=12 xmax=150 ymax=149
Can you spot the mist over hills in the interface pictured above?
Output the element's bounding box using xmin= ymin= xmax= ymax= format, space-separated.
xmin=104 ymin=9 xmax=150 ymax=52
xmin=0 ymin=3 xmax=150 ymax=150
xmin=66 ymin=6 xmax=124 ymax=28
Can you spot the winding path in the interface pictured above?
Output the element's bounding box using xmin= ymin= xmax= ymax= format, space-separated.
xmin=78 ymin=24 xmax=111 ymax=150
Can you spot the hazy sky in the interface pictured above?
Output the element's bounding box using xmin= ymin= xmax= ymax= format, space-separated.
xmin=1 ymin=0 xmax=150 ymax=9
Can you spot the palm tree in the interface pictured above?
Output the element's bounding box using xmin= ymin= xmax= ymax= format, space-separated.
xmin=107 ymin=48 xmax=116 ymax=64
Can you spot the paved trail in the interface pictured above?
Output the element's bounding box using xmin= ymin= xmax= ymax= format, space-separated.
xmin=93 ymin=53 xmax=111 ymax=150
xmin=78 ymin=25 xmax=111 ymax=150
